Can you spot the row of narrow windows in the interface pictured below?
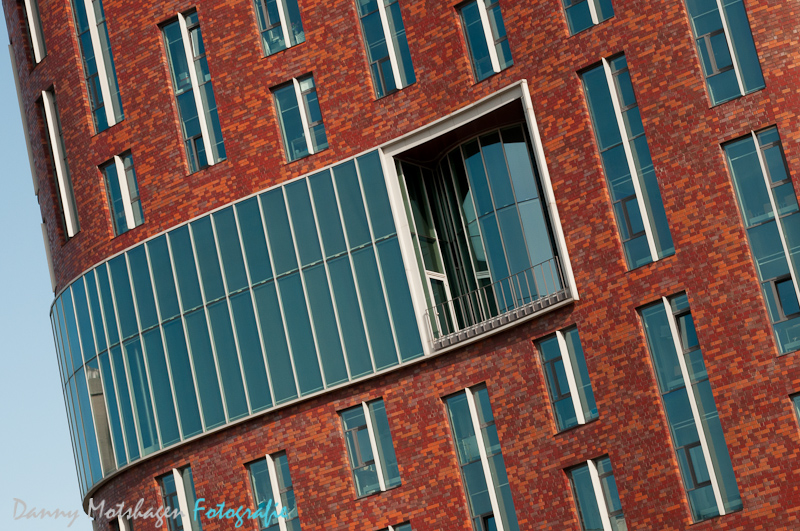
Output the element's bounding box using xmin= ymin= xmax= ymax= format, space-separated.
xmin=102 ymin=285 xmax=794 ymax=531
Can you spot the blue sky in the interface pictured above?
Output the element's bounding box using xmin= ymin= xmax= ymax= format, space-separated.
xmin=0 ymin=5 xmax=94 ymax=530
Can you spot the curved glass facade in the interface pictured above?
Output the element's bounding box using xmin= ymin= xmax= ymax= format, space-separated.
xmin=51 ymin=151 xmax=423 ymax=496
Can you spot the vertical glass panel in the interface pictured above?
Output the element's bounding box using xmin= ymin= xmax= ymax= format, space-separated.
xmin=71 ymin=279 xmax=96 ymax=363
xmin=184 ymin=310 xmax=226 ymax=429
xmin=310 ymin=170 xmax=348 ymax=258
xmin=207 ymin=301 xmax=249 ymax=420
xmin=62 ymin=288 xmax=85 ymax=375
xmin=253 ymin=282 xmax=298 ymax=403
xmin=641 ymin=303 xmax=684 ymax=392
xmin=565 ymin=0 xmax=593 ymax=34
xmin=142 ymin=328 xmax=180 ymax=446
xmin=334 ymin=161 xmax=372 ymax=249
xmin=722 ymin=0 xmax=764 ymax=94
xmin=369 ymin=400 xmax=401 ymax=488
xmin=68 ymin=376 xmax=91 ymax=489
xmin=583 ymin=65 xmax=623 ymax=151
xmin=109 ymin=255 xmax=138 ymax=340
xmin=726 ymin=136 xmax=772 ymax=227
xmin=162 ymin=319 xmax=203 ymax=438
xmin=352 ymin=247 xmax=398 ymax=370
xmin=564 ymin=328 xmax=598 ymax=421
xmin=247 ymin=458 xmax=272 ymax=516
xmin=261 ymin=189 xmax=299 ymax=276
xmin=236 ymin=197 xmax=273 ymax=285
xmin=147 ymin=236 xmax=181 ymax=321
xmin=74 ymin=367 xmax=104 ymax=483
xmin=110 ymin=345 xmax=140 ymax=460
xmin=274 ymin=83 xmax=309 ymax=161
xmin=328 ymin=255 xmax=374 ymax=377
xmin=128 ymin=246 xmax=158 ymax=331
xmin=85 ymin=272 xmax=107 ymax=354
xmin=358 ymin=152 xmax=396 ymax=240
xmin=461 ymin=1 xmax=493 ymax=81
xmin=446 ymin=393 xmax=480 ymax=464
xmin=481 ymin=132 xmax=515 ymax=209
xmin=229 ymin=291 xmax=272 ymax=412
xmin=98 ymin=351 xmax=127 ymax=467
xmin=55 ymin=299 xmax=72 ymax=379
xmin=191 ymin=218 xmax=225 ymax=303
xmin=169 ymin=226 xmax=203 ymax=311
xmin=124 ymin=338 xmax=159 ymax=455
xmin=97 ymin=265 xmax=120 ymax=349
xmin=286 ymin=180 xmax=323 ymax=267
xmin=304 ymin=264 xmax=348 ymax=386
xmin=277 ymin=274 xmax=324 ymax=394
xmin=571 ymin=464 xmax=604 ymax=530
xmin=376 ymin=238 xmax=424 ymax=361
xmin=213 ymin=207 xmax=249 ymax=294
xmin=463 ymin=139 xmax=494 ymax=216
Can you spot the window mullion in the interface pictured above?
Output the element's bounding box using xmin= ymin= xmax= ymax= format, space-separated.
xmin=82 ymin=0 xmax=116 ymax=127
xmin=177 ymin=13 xmax=215 ymax=166
xmin=601 ymin=58 xmax=658 ymax=263
xmin=661 ymin=297 xmax=726 ymax=515
xmin=586 ymin=459 xmax=613 ymax=531
xmin=713 ymin=0 xmax=746 ymax=95
xmin=275 ymin=0 xmax=292 ymax=50
xmin=464 ymin=387 xmax=505 ymax=531
xmin=42 ymin=91 xmax=79 ymax=237
xmin=751 ymin=131 xmax=800 ymax=307
xmin=376 ymin=0 xmax=403 ymax=90
xmin=362 ymin=402 xmax=387 ymax=491
xmin=23 ymin=0 xmax=44 ymax=62
xmin=265 ymin=455 xmax=289 ymax=531
xmin=556 ymin=330 xmax=585 ymax=424
xmin=475 ymin=0 xmax=501 ymax=74
xmin=586 ymin=0 xmax=600 ymax=25
xmin=171 ymin=469 xmax=193 ymax=530
xmin=292 ymin=78 xmax=315 ymax=155
xmin=113 ymin=156 xmax=136 ymax=231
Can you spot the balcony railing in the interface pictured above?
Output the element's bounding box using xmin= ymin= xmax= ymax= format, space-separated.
xmin=425 ymin=257 xmax=571 ymax=350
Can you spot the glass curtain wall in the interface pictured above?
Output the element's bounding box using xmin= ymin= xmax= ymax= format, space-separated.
xmin=51 ymin=151 xmax=422 ymax=496
xmin=398 ymin=124 xmax=563 ymax=340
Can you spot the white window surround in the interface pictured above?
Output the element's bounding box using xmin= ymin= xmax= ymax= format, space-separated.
xmin=77 ymin=0 xmax=119 ymax=129
xmin=23 ymin=0 xmax=46 ymax=63
xmin=42 ymin=89 xmax=80 ymax=238
xmin=380 ymin=80 xmax=579 ymax=356
xmin=464 ymin=0 xmax=502 ymax=75
xmin=554 ymin=329 xmax=590 ymax=425
xmin=171 ymin=468 xmax=193 ymax=526
xmin=575 ymin=458 xmax=617 ymax=531
xmin=111 ymin=155 xmax=138 ymax=231
xmin=263 ymin=453 xmax=291 ymax=531
xmin=660 ymin=296 xmax=728 ymax=516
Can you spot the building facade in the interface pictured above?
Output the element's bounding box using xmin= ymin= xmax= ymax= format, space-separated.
xmin=5 ymin=0 xmax=800 ymax=529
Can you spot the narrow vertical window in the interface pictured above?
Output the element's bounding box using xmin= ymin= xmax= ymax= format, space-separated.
xmin=71 ymin=0 xmax=124 ymax=132
xmin=562 ymin=0 xmax=613 ymax=35
xmin=253 ymin=0 xmax=304 ymax=56
xmin=40 ymin=89 xmax=80 ymax=239
xmin=792 ymin=395 xmax=800 ymax=425
xmin=445 ymin=385 xmax=520 ymax=531
xmin=568 ymin=457 xmax=626 ymax=531
xmin=21 ymin=0 xmax=46 ymax=63
xmin=272 ymin=75 xmax=327 ymax=162
xmin=537 ymin=326 xmax=598 ymax=431
xmin=159 ymin=467 xmax=203 ymax=531
xmin=340 ymin=398 xmax=401 ymax=497
xmin=582 ymin=54 xmax=674 ymax=269
xmin=356 ymin=0 xmax=416 ymax=98
xmin=459 ymin=0 xmax=512 ymax=82
xmin=725 ymin=128 xmax=800 ymax=354
xmin=640 ymin=293 xmax=742 ymax=521
xmin=684 ymin=0 xmax=764 ymax=105
xmin=248 ymin=451 xmax=301 ymax=531
xmin=101 ymin=153 xmax=144 ymax=236
xmin=163 ymin=11 xmax=226 ymax=173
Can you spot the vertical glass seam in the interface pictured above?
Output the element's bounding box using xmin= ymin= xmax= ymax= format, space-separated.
xmin=713 ymin=0 xmax=746 ymax=96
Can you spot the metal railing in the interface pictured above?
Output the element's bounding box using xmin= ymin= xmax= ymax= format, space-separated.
xmin=425 ymin=257 xmax=570 ymax=349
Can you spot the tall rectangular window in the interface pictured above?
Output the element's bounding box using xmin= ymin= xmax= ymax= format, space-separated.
xmin=41 ymin=89 xmax=80 ymax=239
xmin=582 ymin=54 xmax=674 ymax=269
xmin=725 ymin=128 xmax=800 ymax=354
xmin=340 ymin=398 xmax=401 ymax=497
xmin=253 ymin=0 xmax=304 ymax=56
xmin=568 ymin=457 xmax=626 ymax=531
xmin=272 ymin=75 xmax=327 ymax=162
xmin=247 ymin=451 xmax=301 ymax=531
xmin=640 ymin=294 xmax=742 ymax=521
xmin=101 ymin=153 xmax=144 ymax=236
xmin=21 ymin=0 xmax=46 ymax=63
xmin=563 ymin=0 xmax=613 ymax=35
xmin=356 ymin=0 xmax=416 ymax=98
xmin=459 ymin=0 xmax=512 ymax=82
xmin=71 ymin=0 xmax=124 ymax=132
xmin=159 ymin=467 xmax=203 ymax=531
xmin=445 ymin=385 xmax=519 ymax=531
xmin=163 ymin=11 xmax=226 ymax=173
xmin=537 ymin=327 xmax=598 ymax=431
xmin=684 ymin=0 xmax=764 ymax=105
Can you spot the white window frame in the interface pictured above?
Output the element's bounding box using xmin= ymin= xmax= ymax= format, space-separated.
xmin=23 ymin=0 xmax=46 ymax=63
xmin=170 ymin=468 xmax=200 ymax=531
xmin=570 ymin=457 xmax=616 ymax=531
xmin=358 ymin=0 xmax=404 ymax=93
xmin=660 ymin=296 xmax=728 ymax=516
xmin=259 ymin=452 xmax=292 ymax=531
xmin=77 ymin=0 xmax=119 ymax=128
xmin=554 ymin=329 xmax=589 ymax=425
xmin=463 ymin=0 xmax=501 ymax=75
xmin=104 ymin=154 xmax=139 ymax=233
xmin=711 ymin=0 xmax=746 ymax=96
xmin=42 ymin=89 xmax=80 ymax=238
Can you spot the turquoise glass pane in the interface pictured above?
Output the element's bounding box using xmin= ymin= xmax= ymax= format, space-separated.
xmin=236 ymin=197 xmax=273 ymax=285
xmin=229 ymin=291 xmax=272 ymax=411
xmin=185 ymin=310 xmax=226 ymax=429
xmin=304 ymin=264 xmax=348 ymax=386
xmin=62 ymin=288 xmax=84 ymax=376
xmin=74 ymin=367 xmax=103 ymax=483
xmin=334 ymin=161 xmax=372 ymax=250
xmin=461 ymin=1 xmax=493 ymax=80
xmin=285 ymin=180 xmax=323 ymax=267
xmin=376 ymin=237 xmax=423 ymax=361
xmin=310 ymin=170 xmax=347 ymax=258
xmin=124 ymin=338 xmax=158 ymax=455
xmin=328 ymin=256 xmax=373 ymax=377
xmin=207 ymin=301 xmax=249 ymax=420
xmin=352 ymin=247 xmax=398 ymax=370
xmin=169 ymin=226 xmax=203 ymax=311
xmin=128 ymin=246 xmax=158 ymax=331
xmin=253 ymin=282 xmax=298 ymax=403
xmin=142 ymin=328 xmax=180 ymax=447
xmin=191 ymin=218 xmax=225 ymax=303
xmin=261 ymin=189 xmax=298 ymax=276
xmin=213 ymin=207 xmax=249 ymax=294
xmin=85 ymin=271 xmax=107 ymax=354
xmin=110 ymin=345 xmax=140 ymax=460
xmin=278 ymin=273 xmax=324 ymax=394
xmin=147 ymin=236 xmax=181 ymax=321
xmin=162 ymin=319 xmax=203 ymax=438
xmin=98 ymin=351 xmax=127 ymax=467
xmin=358 ymin=151 xmax=396 ymax=240
xmin=71 ymin=279 xmax=96 ymax=363
xmin=109 ymin=255 xmax=138 ymax=340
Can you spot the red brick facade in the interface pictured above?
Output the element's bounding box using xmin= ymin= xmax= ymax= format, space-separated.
xmin=6 ymin=0 xmax=800 ymax=528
